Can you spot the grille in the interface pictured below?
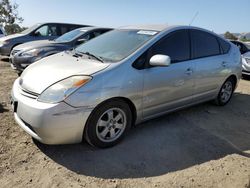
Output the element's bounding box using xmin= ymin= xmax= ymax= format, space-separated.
xmin=19 ymin=87 xmax=39 ymax=99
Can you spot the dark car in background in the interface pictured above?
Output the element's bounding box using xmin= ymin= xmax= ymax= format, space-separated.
xmin=0 ymin=22 xmax=90 ymax=56
xmin=10 ymin=27 xmax=112 ymax=74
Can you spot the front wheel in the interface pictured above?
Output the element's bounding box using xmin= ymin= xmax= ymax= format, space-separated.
xmin=214 ymin=77 xmax=235 ymax=106
xmin=84 ymin=99 xmax=132 ymax=148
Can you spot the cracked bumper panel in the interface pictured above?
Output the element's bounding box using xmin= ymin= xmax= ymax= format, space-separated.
xmin=11 ymin=78 xmax=92 ymax=144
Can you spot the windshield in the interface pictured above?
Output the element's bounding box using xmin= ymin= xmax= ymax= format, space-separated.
xmin=246 ymin=43 xmax=250 ymax=50
xmin=75 ymin=29 xmax=158 ymax=62
xmin=55 ymin=29 xmax=86 ymax=43
xmin=21 ymin=24 xmax=41 ymax=34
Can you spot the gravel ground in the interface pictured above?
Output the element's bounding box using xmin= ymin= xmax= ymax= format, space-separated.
xmin=0 ymin=58 xmax=250 ymax=188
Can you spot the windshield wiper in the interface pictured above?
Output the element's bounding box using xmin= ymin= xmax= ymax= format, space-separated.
xmin=81 ymin=51 xmax=104 ymax=63
xmin=71 ymin=49 xmax=84 ymax=57
xmin=71 ymin=50 xmax=104 ymax=63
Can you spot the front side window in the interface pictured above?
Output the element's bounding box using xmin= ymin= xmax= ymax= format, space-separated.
xmin=75 ymin=29 xmax=157 ymax=62
xmin=34 ymin=25 xmax=48 ymax=36
xmin=150 ymin=30 xmax=190 ymax=63
xmin=34 ymin=25 xmax=58 ymax=37
xmin=191 ymin=30 xmax=220 ymax=59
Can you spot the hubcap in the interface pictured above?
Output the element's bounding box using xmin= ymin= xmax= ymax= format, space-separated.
xmin=220 ymin=81 xmax=233 ymax=103
xmin=96 ymin=108 xmax=126 ymax=142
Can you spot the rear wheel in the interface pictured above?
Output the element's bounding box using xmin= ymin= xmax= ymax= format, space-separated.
xmin=214 ymin=77 xmax=235 ymax=106
xmin=84 ymin=99 xmax=132 ymax=148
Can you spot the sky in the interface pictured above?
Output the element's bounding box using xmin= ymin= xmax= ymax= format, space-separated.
xmin=14 ymin=0 xmax=250 ymax=34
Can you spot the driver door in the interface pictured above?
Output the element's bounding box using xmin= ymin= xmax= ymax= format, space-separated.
xmin=142 ymin=30 xmax=195 ymax=119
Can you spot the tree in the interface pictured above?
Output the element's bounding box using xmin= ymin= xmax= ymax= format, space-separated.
xmin=0 ymin=0 xmax=23 ymax=34
xmin=224 ymin=31 xmax=238 ymax=40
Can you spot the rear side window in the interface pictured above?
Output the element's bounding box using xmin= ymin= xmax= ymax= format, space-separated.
xmin=191 ymin=30 xmax=220 ymax=59
xmin=59 ymin=25 xmax=79 ymax=35
xmin=60 ymin=26 xmax=69 ymax=35
xmin=151 ymin=30 xmax=190 ymax=63
xmin=218 ymin=38 xmax=230 ymax=54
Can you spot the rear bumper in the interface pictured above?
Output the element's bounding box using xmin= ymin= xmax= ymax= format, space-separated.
xmin=11 ymin=78 xmax=93 ymax=144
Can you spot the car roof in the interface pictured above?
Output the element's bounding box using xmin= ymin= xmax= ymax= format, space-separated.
xmin=119 ymin=24 xmax=171 ymax=31
xmin=36 ymin=22 xmax=91 ymax=26
xmin=118 ymin=24 xmax=214 ymax=33
xmin=75 ymin=26 xmax=113 ymax=31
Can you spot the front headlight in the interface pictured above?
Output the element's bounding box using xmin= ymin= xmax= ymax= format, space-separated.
xmin=38 ymin=75 xmax=92 ymax=103
xmin=246 ymin=58 xmax=250 ymax=64
xmin=20 ymin=49 xmax=42 ymax=57
xmin=0 ymin=40 xmax=10 ymax=47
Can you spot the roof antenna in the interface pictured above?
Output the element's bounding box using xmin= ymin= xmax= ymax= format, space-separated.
xmin=189 ymin=11 xmax=199 ymax=26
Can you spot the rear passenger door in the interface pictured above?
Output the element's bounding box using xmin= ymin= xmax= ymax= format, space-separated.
xmin=190 ymin=29 xmax=228 ymax=100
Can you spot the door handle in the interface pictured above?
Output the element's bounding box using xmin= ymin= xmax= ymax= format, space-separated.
xmin=185 ymin=68 xmax=193 ymax=75
xmin=221 ymin=61 xmax=228 ymax=67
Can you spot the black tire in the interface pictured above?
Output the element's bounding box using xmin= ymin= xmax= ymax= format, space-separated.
xmin=84 ymin=99 xmax=132 ymax=148
xmin=242 ymin=74 xmax=250 ymax=80
xmin=17 ymin=71 xmax=22 ymax=76
xmin=214 ymin=77 xmax=235 ymax=106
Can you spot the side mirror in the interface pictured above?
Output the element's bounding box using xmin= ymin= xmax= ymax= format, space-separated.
xmin=32 ymin=32 xmax=40 ymax=37
xmin=149 ymin=55 xmax=171 ymax=67
xmin=76 ymin=38 xmax=87 ymax=45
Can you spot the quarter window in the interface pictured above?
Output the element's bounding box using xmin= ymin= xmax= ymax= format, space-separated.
xmin=150 ymin=30 xmax=190 ymax=63
xmin=191 ymin=30 xmax=220 ymax=59
xmin=218 ymin=38 xmax=230 ymax=54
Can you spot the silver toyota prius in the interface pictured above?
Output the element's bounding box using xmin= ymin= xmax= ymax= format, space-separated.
xmin=11 ymin=25 xmax=242 ymax=148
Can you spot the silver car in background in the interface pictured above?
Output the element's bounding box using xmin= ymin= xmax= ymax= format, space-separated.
xmin=11 ymin=25 xmax=242 ymax=148
xmin=230 ymin=40 xmax=250 ymax=77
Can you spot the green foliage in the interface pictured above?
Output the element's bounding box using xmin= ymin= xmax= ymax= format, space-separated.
xmin=224 ymin=31 xmax=238 ymax=40
xmin=0 ymin=0 xmax=23 ymax=34
xmin=240 ymin=36 xmax=250 ymax=42
xmin=4 ymin=24 xmax=26 ymax=34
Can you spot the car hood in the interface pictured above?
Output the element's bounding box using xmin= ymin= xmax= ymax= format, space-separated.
xmin=20 ymin=52 xmax=110 ymax=94
xmin=0 ymin=33 xmax=24 ymax=42
xmin=14 ymin=40 xmax=65 ymax=51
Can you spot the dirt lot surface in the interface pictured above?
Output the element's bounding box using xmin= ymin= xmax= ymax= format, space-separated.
xmin=0 ymin=58 xmax=250 ymax=188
